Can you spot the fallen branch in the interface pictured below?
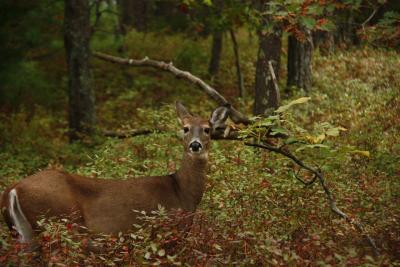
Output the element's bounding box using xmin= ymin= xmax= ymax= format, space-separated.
xmin=103 ymin=128 xmax=242 ymax=140
xmin=103 ymin=129 xmax=154 ymax=139
xmin=93 ymin=51 xmax=250 ymax=125
xmin=245 ymin=142 xmax=379 ymax=256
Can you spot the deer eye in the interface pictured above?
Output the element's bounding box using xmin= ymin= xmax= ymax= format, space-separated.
xmin=183 ymin=127 xmax=189 ymax=133
xmin=204 ymin=128 xmax=210 ymax=134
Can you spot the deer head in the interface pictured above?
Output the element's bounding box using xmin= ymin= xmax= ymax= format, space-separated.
xmin=1 ymin=101 xmax=231 ymax=244
xmin=176 ymin=101 xmax=229 ymax=157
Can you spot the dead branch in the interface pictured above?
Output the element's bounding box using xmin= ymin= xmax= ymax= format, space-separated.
xmin=103 ymin=128 xmax=241 ymax=140
xmin=292 ymin=170 xmax=318 ymax=186
xmin=103 ymin=129 xmax=153 ymax=139
xmin=245 ymin=142 xmax=379 ymax=256
xmin=361 ymin=7 xmax=378 ymax=30
xmin=92 ymin=51 xmax=250 ymax=125
xmin=268 ymin=60 xmax=280 ymax=105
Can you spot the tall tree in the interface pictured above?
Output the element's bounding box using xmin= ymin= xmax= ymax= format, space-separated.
xmin=287 ymin=29 xmax=313 ymax=92
xmin=64 ymin=0 xmax=95 ymax=141
xmin=208 ymin=30 xmax=223 ymax=76
xmin=208 ymin=0 xmax=224 ymax=77
xmin=229 ymin=29 xmax=245 ymax=97
xmin=253 ymin=2 xmax=282 ymax=115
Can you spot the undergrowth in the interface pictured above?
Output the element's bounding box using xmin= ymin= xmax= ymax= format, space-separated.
xmin=0 ymin=31 xmax=399 ymax=266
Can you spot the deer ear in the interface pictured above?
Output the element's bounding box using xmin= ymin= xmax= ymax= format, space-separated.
xmin=176 ymin=101 xmax=192 ymax=124
xmin=209 ymin=105 xmax=229 ymax=128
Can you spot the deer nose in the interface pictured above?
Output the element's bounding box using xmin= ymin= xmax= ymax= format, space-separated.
xmin=189 ymin=141 xmax=202 ymax=152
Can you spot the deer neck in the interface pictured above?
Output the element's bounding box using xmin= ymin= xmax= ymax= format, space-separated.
xmin=175 ymin=152 xmax=208 ymax=211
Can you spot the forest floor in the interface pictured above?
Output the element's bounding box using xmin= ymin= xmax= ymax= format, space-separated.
xmin=0 ymin=32 xmax=399 ymax=265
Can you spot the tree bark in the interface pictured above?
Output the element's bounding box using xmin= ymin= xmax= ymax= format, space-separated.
xmin=229 ymin=29 xmax=245 ymax=97
xmin=313 ymin=30 xmax=334 ymax=56
xmin=208 ymin=31 xmax=223 ymax=76
xmin=287 ymin=29 xmax=313 ymax=93
xmin=334 ymin=9 xmax=359 ymax=48
xmin=254 ymin=24 xmax=282 ymax=115
xmin=64 ymin=0 xmax=95 ymax=141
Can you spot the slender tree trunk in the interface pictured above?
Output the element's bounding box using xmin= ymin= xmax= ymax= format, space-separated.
xmin=208 ymin=31 xmax=223 ymax=76
xmin=117 ymin=0 xmax=150 ymax=34
xmin=313 ymin=30 xmax=334 ymax=55
xmin=334 ymin=9 xmax=359 ymax=48
xmin=254 ymin=25 xmax=282 ymax=115
xmin=229 ymin=29 xmax=245 ymax=97
xmin=287 ymin=29 xmax=313 ymax=93
xmin=64 ymin=0 xmax=95 ymax=141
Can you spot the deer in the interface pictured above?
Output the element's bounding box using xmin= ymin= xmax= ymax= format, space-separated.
xmin=0 ymin=101 xmax=229 ymax=244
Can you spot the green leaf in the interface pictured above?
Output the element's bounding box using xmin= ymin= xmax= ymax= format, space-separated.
xmin=326 ymin=126 xmax=347 ymax=137
xmin=158 ymin=249 xmax=166 ymax=257
xmin=270 ymin=127 xmax=289 ymax=136
xmin=301 ymin=17 xmax=316 ymax=29
xmin=319 ymin=20 xmax=336 ymax=31
xmin=213 ymin=244 xmax=222 ymax=251
xmin=284 ymin=137 xmax=298 ymax=145
xmin=276 ymin=97 xmax=311 ymax=113
xmin=144 ymin=252 xmax=151 ymax=260
xmin=351 ymin=150 xmax=370 ymax=158
xmin=326 ymin=128 xmax=339 ymax=137
xmin=296 ymin=144 xmax=329 ymax=152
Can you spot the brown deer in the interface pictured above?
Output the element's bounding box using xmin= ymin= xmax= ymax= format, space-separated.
xmin=0 ymin=101 xmax=229 ymax=243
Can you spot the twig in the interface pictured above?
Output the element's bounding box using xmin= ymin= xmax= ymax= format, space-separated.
xmin=292 ymin=170 xmax=317 ymax=186
xmin=245 ymin=142 xmax=379 ymax=256
xmin=361 ymin=7 xmax=378 ymax=30
xmin=268 ymin=60 xmax=280 ymax=106
xmin=92 ymin=51 xmax=250 ymax=125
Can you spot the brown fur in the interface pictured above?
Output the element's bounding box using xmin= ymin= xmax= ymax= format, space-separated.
xmin=1 ymin=102 xmax=228 ymax=237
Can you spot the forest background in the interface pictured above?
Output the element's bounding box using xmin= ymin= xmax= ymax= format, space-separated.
xmin=0 ymin=0 xmax=399 ymax=265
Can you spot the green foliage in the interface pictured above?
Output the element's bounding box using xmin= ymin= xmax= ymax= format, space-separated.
xmin=0 ymin=0 xmax=64 ymax=110
xmin=0 ymin=61 xmax=59 ymax=108
xmin=360 ymin=11 xmax=400 ymax=49
xmin=0 ymin=16 xmax=399 ymax=266
xmin=174 ymin=42 xmax=208 ymax=71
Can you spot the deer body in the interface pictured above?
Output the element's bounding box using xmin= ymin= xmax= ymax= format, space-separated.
xmin=1 ymin=102 xmax=228 ymax=243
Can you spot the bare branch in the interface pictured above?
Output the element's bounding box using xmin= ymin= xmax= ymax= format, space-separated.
xmin=103 ymin=129 xmax=154 ymax=139
xmin=103 ymin=128 xmax=241 ymax=140
xmin=245 ymin=142 xmax=379 ymax=256
xmin=268 ymin=60 xmax=280 ymax=105
xmin=92 ymin=51 xmax=250 ymax=125
xmin=361 ymin=7 xmax=378 ymax=30
xmin=292 ymin=170 xmax=317 ymax=186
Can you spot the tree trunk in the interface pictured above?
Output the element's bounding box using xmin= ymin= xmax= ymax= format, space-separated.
xmin=254 ymin=26 xmax=282 ymax=115
xmin=208 ymin=31 xmax=223 ymax=76
xmin=117 ymin=0 xmax=150 ymax=34
xmin=229 ymin=29 xmax=245 ymax=97
xmin=64 ymin=0 xmax=95 ymax=141
xmin=313 ymin=30 xmax=334 ymax=56
xmin=334 ymin=9 xmax=359 ymax=48
xmin=287 ymin=29 xmax=313 ymax=93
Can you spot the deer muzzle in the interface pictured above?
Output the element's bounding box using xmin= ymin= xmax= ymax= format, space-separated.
xmin=189 ymin=140 xmax=202 ymax=153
